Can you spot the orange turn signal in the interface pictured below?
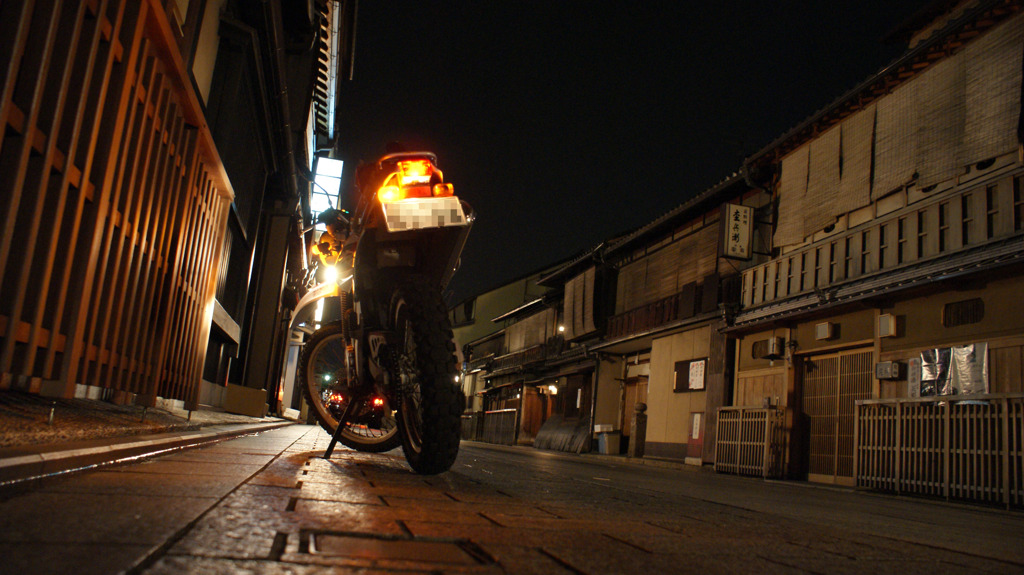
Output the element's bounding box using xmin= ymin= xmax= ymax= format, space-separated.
xmin=432 ymin=183 xmax=454 ymax=197
xmin=377 ymin=185 xmax=400 ymax=203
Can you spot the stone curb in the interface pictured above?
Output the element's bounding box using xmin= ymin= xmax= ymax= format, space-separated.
xmin=462 ymin=440 xmax=698 ymax=472
xmin=0 ymin=420 xmax=294 ymax=486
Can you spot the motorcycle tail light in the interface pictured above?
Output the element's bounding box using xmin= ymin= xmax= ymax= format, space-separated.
xmin=377 ymin=184 xmax=434 ymax=203
xmin=371 ymin=396 xmax=385 ymax=409
xmin=397 ymin=159 xmax=434 ymax=186
xmin=377 ymin=159 xmax=450 ymax=204
xmin=329 ymin=392 xmax=344 ymax=404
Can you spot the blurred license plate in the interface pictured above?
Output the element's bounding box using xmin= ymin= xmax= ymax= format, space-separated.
xmin=382 ymin=196 xmax=466 ymax=232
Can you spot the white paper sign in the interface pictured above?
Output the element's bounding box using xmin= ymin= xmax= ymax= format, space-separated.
xmin=908 ymin=357 xmax=921 ymax=398
xmin=689 ymin=359 xmax=706 ymax=390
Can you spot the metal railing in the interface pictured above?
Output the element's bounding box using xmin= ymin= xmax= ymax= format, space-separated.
xmin=856 ymin=394 xmax=1024 ymax=508
xmin=715 ymin=406 xmax=786 ymax=478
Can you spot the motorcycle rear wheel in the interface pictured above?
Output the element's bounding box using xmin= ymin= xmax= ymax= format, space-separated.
xmin=390 ymin=276 xmax=464 ymax=474
xmin=298 ymin=321 xmax=401 ymax=452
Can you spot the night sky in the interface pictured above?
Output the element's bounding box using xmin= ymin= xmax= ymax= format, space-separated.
xmin=335 ymin=2 xmax=927 ymax=305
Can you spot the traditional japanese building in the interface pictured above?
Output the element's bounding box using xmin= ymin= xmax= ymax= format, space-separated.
xmin=451 ymin=266 xmax=559 ymax=444
xmin=723 ymin=0 xmax=1024 ymax=505
xmin=535 ymin=175 xmax=766 ymax=462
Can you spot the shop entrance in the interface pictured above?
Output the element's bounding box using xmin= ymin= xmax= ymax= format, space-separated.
xmin=800 ymin=349 xmax=873 ymax=485
xmin=519 ymin=386 xmax=551 ymax=444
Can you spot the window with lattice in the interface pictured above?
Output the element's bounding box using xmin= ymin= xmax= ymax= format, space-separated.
xmin=942 ymin=298 xmax=985 ymax=328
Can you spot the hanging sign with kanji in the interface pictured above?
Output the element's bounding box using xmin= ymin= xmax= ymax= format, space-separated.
xmin=723 ymin=203 xmax=753 ymax=260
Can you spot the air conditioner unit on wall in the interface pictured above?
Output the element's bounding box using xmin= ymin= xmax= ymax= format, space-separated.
xmin=878 ymin=314 xmax=897 ymax=338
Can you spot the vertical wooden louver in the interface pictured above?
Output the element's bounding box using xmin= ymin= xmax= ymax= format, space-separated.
xmin=802 ymin=350 xmax=873 ymax=485
xmin=772 ymin=13 xmax=1024 ymax=250
xmin=0 ymin=0 xmax=233 ymax=409
xmin=562 ymin=267 xmax=596 ymax=340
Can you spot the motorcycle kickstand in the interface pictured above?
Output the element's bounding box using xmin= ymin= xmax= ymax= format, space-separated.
xmin=323 ymin=399 xmax=359 ymax=460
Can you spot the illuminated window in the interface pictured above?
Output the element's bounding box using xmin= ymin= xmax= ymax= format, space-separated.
xmin=312 ymin=157 xmax=344 ymax=231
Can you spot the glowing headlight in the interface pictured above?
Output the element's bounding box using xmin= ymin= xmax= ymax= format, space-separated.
xmin=323 ymin=265 xmax=338 ymax=284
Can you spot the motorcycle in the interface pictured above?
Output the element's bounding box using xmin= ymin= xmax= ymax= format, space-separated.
xmin=291 ymin=151 xmax=473 ymax=474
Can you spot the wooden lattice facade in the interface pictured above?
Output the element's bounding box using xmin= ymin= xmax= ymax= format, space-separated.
xmin=714 ymin=406 xmax=786 ymax=478
xmin=857 ymin=394 xmax=1024 ymax=509
xmin=0 ymin=0 xmax=233 ymax=408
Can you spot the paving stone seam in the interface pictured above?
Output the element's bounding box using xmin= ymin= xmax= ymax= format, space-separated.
xmin=123 ymin=427 xmax=310 ymax=574
xmin=537 ymin=546 xmax=588 ymax=575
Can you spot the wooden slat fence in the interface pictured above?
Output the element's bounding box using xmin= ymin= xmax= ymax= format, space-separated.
xmin=460 ymin=411 xmax=484 ymax=441
xmin=715 ymin=406 xmax=786 ymax=478
xmin=0 ymin=0 xmax=233 ymax=409
xmin=481 ymin=408 xmax=518 ymax=445
xmin=856 ymin=394 xmax=1024 ymax=508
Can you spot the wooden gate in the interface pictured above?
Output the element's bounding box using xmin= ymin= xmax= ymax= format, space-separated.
xmin=622 ymin=376 xmax=648 ymax=441
xmin=802 ymin=349 xmax=873 ymax=485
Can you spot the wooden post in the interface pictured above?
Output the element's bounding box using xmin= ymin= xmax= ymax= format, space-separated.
xmin=853 ymin=402 xmax=860 ymax=486
xmin=629 ymin=403 xmax=647 ymax=458
xmin=895 ymin=400 xmax=903 ymax=495
xmin=1002 ymin=397 xmax=1010 ymax=510
xmin=943 ymin=400 xmax=951 ymax=501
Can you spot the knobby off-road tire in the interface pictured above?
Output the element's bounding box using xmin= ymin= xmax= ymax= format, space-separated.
xmin=390 ymin=276 xmax=464 ymax=474
xmin=298 ymin=321 xmax=401 ymax=453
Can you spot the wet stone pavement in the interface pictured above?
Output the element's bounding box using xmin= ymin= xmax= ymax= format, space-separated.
xmin=1 ymin=424 xmax=1022 ymax=574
